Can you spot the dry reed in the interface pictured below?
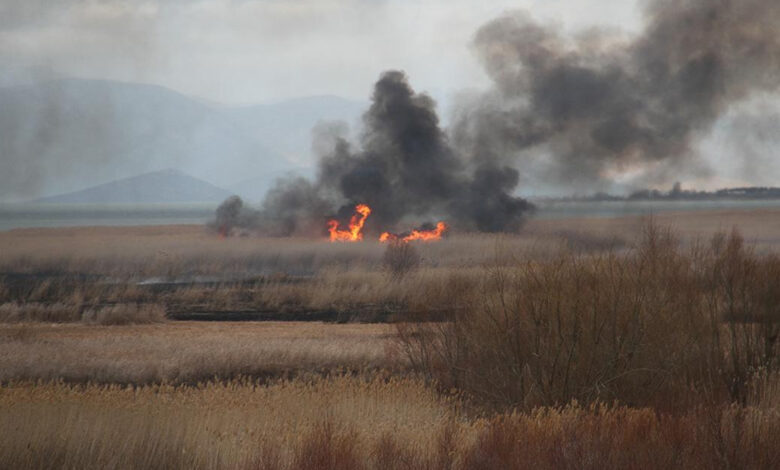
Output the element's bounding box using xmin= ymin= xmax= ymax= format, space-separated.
xmin=2 ymin=376 xmax=779 ymax=469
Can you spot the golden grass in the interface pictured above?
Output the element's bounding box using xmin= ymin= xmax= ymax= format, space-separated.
xmin=0 ymin=322 xmax=397 ymax=384
xmin=2 ymin=213 xmax=780 ymax=468
xmin=2 ymin=209 xmax=778 ymax=278
xmin=0 ymin=224 xmax=556 ymax=278
xmin=529 ymin=208 xmax=780 ymax=251
xmin=0 ymin=376 xmax=456 ymax=469
xmin=0 ymin=302 xmax=165 ymax=324
xmin=2 ymin=376 xmax=779 ymax=469
xmin=2 ymin=209 xmax=775 ymax=322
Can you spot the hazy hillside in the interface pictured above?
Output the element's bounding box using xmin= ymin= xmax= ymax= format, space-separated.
xmin=0 ymin=78 xmax=364 ymax=203
xmin=36 ymin=169 xmax=232 ymax=204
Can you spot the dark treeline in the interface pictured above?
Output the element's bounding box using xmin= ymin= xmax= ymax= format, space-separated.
xmin=554 ymin=183 xmax=780 ymax=202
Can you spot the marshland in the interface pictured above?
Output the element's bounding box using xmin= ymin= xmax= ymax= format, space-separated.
xmin=5 ymin=0 xmax=780 ymax=467
xmin=2 ymin=208 xmax=780 ymax=469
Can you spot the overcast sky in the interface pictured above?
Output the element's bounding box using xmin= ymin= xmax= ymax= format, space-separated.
xmin=2 ymin=0 xmax=779 ymax=195
xmin=0 ymin=0 xmax=641 ymax=105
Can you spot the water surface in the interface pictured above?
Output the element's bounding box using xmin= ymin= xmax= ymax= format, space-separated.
xmin=2 ymin=200 xmax=780 ymax=231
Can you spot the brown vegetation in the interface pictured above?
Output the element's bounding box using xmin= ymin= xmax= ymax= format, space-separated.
xmin=398 ymin=225 xmax=780 ymax=410
xmin=2 ymin=376 xmax=779 ymax=469
xmin=3 ymin=211 xmax=780 ymax=468
xmin=0 ymin=322 xmax=395 ymax=384
xmin=0 ymin=302 xmax=165 ymax=324
xmin=2 ymin=210 xmax=778 ymax=322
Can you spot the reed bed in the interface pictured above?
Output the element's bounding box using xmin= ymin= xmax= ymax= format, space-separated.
xmin=3 ymin=213 xmax=780 ymax=468
xmin=2 ymin=376 xmax=779 ymax=470
xmin=0 ymin=302 xmax=165 ymax=324
xmin=0 ymin=225 xmax=562 ymax=279
xmin=0 ymin=322 xmax=396 ymax=384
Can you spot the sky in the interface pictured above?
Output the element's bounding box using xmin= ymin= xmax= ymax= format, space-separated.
xmin=1 ymin=0 xmax=779 ymax=197
xmin=0 ymin=0 xmax=641 ymax=106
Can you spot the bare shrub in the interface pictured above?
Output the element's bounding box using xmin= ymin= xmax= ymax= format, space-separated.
xmin=700 ymin=229 xmax=780 ymax=402
xmin=383 ymin=241 xmax=421 ymax=280
xmin=398 ymin=223 xmax=780 ymax=410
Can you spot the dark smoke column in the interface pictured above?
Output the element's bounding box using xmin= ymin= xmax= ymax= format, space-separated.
xmin=254 ymin=70 xmax=533 ymax=235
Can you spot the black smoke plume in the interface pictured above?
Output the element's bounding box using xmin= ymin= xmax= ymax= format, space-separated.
xmin=230 ymin=70 xmax=532 ymax=236
xmin=216 ymin=0 xmax=780 ymax=235
xmin=454 ymin=0 xmax=780 ymax=190
xmin=210 ymin=195 xmax=260 ymax=236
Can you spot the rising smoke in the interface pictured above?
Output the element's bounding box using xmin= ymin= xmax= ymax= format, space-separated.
xmin=454 ymin=0 xmax=780 ymax=190
xmin=219 ymin=0 xmax=780 ymax=235
xmin=232 ymin=70 xmax=533 ymax=235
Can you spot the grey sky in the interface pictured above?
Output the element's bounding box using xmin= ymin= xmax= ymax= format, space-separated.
xmin=2 ymin=0 xmax=778 ymax=196
xmin=0 ymin=0 xmax=641 ymax=105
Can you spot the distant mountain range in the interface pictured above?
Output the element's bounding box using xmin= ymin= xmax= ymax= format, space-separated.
xmin=0 ymin=78 xmax=365 ymax=203
xmin=35 ymin=169 xmax=232 ymax=204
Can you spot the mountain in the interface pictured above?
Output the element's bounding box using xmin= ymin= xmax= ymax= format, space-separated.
xmin=35 ymin=169 xmax=232 ymax=204
xmin=0 ymin=78 xmax=365 ymax=202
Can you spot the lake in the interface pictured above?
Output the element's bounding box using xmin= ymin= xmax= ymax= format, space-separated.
xmin=0 ymin=203 xmax=218 ymax=231
xmin=2 ymin=200 xmax=780 ymax=231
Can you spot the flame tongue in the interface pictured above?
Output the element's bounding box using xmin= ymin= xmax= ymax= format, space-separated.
xmin=328 ymin=204 xmax=372 ymax=242
xmin=327 ymin=204 xmax=447 ymax=242
xmin=380 ymin=221 xmax=448 ymax=242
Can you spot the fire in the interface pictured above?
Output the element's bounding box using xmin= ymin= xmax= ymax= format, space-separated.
xmin=380 ymin=221 xmax=448 ymax=243
xmin=327 ymin=204 xmax=372 ymax=242
xmin=326 ymin=204 xmax=447 ymax=243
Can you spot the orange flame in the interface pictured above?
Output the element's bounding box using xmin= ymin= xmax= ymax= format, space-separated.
xmin=328 ymin=204 xmax=372 ymax=242
xmin=380 ymin=221 xmax=448 ymax=243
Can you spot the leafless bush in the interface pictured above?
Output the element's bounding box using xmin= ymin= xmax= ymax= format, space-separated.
xmin=382 ymin=241 xmax=421 ymax=280
xmin=700 ymin=229 xmax=780 ymax=402
xmin=398 ymin=223 xmax=780 ymax=410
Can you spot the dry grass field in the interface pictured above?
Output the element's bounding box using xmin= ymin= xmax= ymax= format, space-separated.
xmin=2 ymin=375 xmax=779 ymax=469
xmin=2 ymin=209 xmax=778 ymax=322
xmin=530 ymin=208 xmax=780 ymax=250
xmin=2 ymin=208 xmax=779 ymax=276
xmin=0 ymin=322 xmax=396 ymax=384
xmin=2 ymin=208 xmax=780 ymax=468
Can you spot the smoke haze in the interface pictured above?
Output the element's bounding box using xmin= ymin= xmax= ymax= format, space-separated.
xmin=454 ymin=0 xmax=780 ymax=191
xmin=247 ymin=0 xmax=780 ymax=234
xmin=3 ymin=0 xmax=779 ymax=222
